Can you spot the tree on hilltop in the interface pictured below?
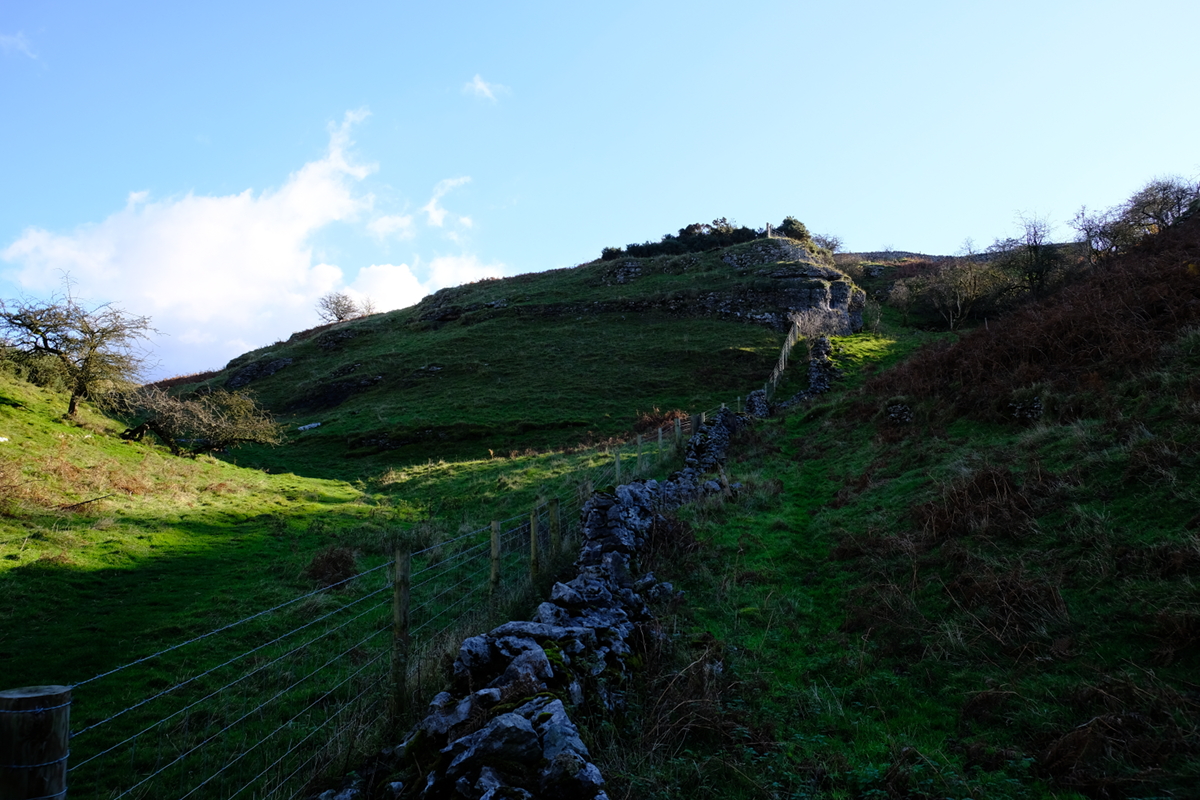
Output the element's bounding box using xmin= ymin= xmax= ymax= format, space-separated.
xmin=775 ymin=216 xmax=812 ymax=242
xmin=1073 ymin=176 xmax=1200 ymax=263
xmin=0 ymin=283 xmax=157 ymax=417
xmin=316 ymin=291 xmax=360 ymax=323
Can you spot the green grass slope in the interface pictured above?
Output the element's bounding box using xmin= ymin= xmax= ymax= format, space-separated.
xmin=170 ymin=238 xmax=852 ymax=480
xmin=604 ymin=217 xmax=1200 ymax=799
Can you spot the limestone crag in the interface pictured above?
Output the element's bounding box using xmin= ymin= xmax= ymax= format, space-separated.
xmin=367 ymin=407 xmax=757 ymax=800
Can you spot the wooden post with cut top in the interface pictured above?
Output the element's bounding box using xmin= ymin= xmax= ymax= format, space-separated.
xmin=0 ymin=686 xmax=71 ymax=800
xmin=636 ymin=434 xmax=643 ymax=474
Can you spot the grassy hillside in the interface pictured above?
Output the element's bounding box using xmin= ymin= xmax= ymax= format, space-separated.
xmin=602 ymin=216 xmax=1200 ymax=799
xmin=168 ymin=237 xmax=850 ymax=480
xmin=4 ymin=212 xmax=1197 ymax=797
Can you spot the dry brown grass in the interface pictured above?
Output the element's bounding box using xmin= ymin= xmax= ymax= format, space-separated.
xmin=912 ymin=465 xmax=1036 ymax=542
xmin=867 ymin=214 xmax=1200 ymax=422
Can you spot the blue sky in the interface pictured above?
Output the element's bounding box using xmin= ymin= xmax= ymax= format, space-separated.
xmin=2 ymin=1 xmax=1197 ymax=378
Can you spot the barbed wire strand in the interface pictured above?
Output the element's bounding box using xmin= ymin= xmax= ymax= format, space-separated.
xmin=72 ymin=585 xmax=390 ymax=741
xmin=410 ymin=523 xmax=492 ymax=556
xmin=411 ymin=582 xmax=486 ymax=637
xmin=72 ymin=592 xmax=391 ymax=772
xmin=423 ymin=587 xmax=490 ymax=645
xmin=408 ymin=552 xmax=488 ymax=594
xmin=73 ymin=561 xmax=390 ymax=688
xmin=177 ymin=646 xmax=388 ymax=800
xmin=408 ymin=539 xmax=490 ymax=583
xmin=110 ymin=623 xmax=389 ymax=800
xmin=411 ymin=567 xmax=489 ymax=619
xmin=229 ymin=669 xmax=383 ymax=800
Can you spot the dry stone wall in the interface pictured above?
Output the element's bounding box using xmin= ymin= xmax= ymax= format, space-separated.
xmin=322 ymin=408 xmax=758 ymax=800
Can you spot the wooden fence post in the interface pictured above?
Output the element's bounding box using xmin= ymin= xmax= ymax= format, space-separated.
xmin=391 ymin=548 xmax=411 ymax=723
xmin=657 ymin=426 xmax=663 ymax=462
xmin=636 ymin=434 xmax=643 ymax=474
xmin=490 ymin=521 xmax=501 ymax=599
xmin=0 ymin=686 xmax=71 ymax=800
xmin=689 ymin=414 xmax=699 ymax=439
xmin=549 ymin=498 xmax=561 ymax=560
xmin=529 ymin=506 xmax=540 ymax=579
xmin=614 ymin=451 xmax=621 ymax=483
xmin=737 ymin=396 xmax=742 ymax=412
xmin=674 ymin=417 xmax=682 ymax=447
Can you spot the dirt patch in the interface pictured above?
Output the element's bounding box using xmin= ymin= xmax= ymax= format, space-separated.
xmin=303 ymin=546 xmax=359 ymax=588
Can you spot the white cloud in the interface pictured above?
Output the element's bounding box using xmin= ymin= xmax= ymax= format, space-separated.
xmin=426 ymin=254 xmax=505 ymax=287
xmin=420 ymin=176 xmax=471 ymax=227
xmin=367 ymin=213 xmax=416 ymax=240
xmin=1 ymin=110 xmax=374 ymax=377
xmin=0 ymin=32 xmax=37 ymax=60
xmin=463 ymin=74 xmax=509 ymax=103
xmin=345 ymin=263 xmax=426 ymax=311
xmin=342 ymin=255 xmax=507 ymax=316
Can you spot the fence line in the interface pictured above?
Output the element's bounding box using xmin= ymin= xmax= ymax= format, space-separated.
xmin=9 ymin=385 xmax=782 ymax=800
xmin=765 ymin=313 xmax=805 ymax=398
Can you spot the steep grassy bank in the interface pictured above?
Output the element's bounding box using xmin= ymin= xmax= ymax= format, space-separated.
xmin=169 ymin=238 xmax=852 ymax=479
xmin=603 ymin=221 xmax=1200 ymax=798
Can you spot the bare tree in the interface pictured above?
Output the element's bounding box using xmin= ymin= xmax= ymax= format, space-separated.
xmin=0 ymin=284 xmax=157 ymax=417
xmin=812 ymin=233 xmax=843 ymax=253
xmin=1072 ymin=177 xmax=1200 ymax=263
xmin=120 ymin=386 xmax=282 ymax=456
xmin=990 ymin=214 xmax=1061 ymax=296
xmin=358 ymin=296 xmax=378 ymax=316
xmin=316 ymin=291 xmax=359 ymax=323
xmin=1123 ymin=177 xmax=1200 ymax=234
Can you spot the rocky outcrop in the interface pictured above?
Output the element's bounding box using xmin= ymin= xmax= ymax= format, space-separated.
xmin=224 ymin=357 xmax=293 ymax=390
xmin=719 ymin=238 xmax=817 ymax=269
xmin=371 ymin=409 xmax=752 ymax=800
xmin=416 ymin=239 xmax=865 ymax=335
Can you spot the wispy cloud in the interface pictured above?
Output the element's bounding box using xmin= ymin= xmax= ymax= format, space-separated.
xmin=0 ymin=31 xmax=37 ymax=60
xmin=420 ymin=176 xmax=471 ymax=227
xmin=367 ymin=213 xmax=416 ymax=240
xmin=462 ymin=74 xmax=509 ymax=103
xmin=1 ymin=110 xmax=376 ymax=376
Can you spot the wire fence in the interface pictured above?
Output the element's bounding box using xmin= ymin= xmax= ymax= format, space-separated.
xmin=39 ymin=408 xmax=725 ymax=800
xmin=765 ymin=312 xmax=811 ymax=400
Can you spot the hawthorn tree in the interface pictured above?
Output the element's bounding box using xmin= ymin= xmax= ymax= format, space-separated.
xmin=1073 ymin=176 xmax=1200 ymax=263
xmin=0 ymin=289 xmax=156 ymax=417
xmin=119 ymin=386 xmax=282 ymax=456
xmin=991 ymin=214 xmax=1062 ymax=297
xmin=316 ymin=291 xmax=360 ymax=323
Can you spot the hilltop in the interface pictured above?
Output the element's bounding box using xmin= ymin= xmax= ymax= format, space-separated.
xmin=166 ymin=235 xmax=865 ymax=478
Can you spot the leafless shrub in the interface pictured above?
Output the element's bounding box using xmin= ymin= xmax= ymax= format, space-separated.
xmin=118 ymin=386 xmax=282 ymax=456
